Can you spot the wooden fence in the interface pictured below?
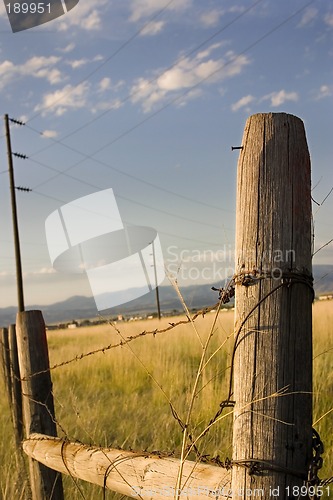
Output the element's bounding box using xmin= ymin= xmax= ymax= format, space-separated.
xmin=0 ymin=113 xmax=321 ymax=499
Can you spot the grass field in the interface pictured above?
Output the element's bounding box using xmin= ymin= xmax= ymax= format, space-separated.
xmin=1 ymin=301 xmax=332 ymax=499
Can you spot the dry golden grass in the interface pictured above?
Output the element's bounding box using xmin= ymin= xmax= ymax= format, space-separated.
xmin=0 ymin=302 xmax=332 ymax=499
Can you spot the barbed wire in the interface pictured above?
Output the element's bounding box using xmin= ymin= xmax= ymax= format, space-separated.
xmin=18 ymin=301 xmax=220 ymax=380
xmin=1 ymin=270 xmax=333 ymax=498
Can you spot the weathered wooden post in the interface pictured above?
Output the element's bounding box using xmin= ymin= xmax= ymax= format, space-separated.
xmin=1 ymin=327 xmax=12 ymax=407
xmin=232 ymin=113 xmax=313 ymax=497
xmin=8 ymin=324 xmax=24 ymax=444
xmin=7 ymin=323 xmax=31 ymax=495
xmin=16 ymin=310 xmax=64 ymax=500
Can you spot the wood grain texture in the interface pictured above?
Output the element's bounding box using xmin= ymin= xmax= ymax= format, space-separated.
xmin=16 ymin=310 xmax=64 ymax=500
xmin=232 ymin=113 xmax=313 ymax=498
xmin=8 ymin=324 xmax=23 ymax=444
xmin=24 ymin=433 xmax=232 ymax=500
xmin=1 ymin=327 xmax=12 ymax=407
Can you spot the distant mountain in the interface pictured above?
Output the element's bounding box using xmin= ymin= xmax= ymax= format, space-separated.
xmin=1 ymin=265 xmax=332 ymax=326
xmin=312 ymin=265 xmax=333 ymax=294
xmin=0 ymin=283 xmax=220 ymax=326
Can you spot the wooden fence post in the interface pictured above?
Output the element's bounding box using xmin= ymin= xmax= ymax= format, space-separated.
xmin=8 ymin=324 xmax=24 ymax=444
xmin=1 ymin=325 xmax=29 ymax=473
xmin=1 ymin=327 xmax=12 ymax=406
xmin=232 ymin=113 xmax=313 ymax=497
xmin=16 ymin=310 xmax=64 ymax=500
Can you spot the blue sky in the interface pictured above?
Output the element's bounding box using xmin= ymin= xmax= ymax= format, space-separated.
xmin=0 ymin=0 xmax=332 ymax=308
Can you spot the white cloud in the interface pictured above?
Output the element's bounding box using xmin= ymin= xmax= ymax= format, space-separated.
xmin=129 ymin=0 xmax=191 ymax=22
xmin=35 ymin=68 xmax=62 ymax=85
xmin=232 ymin=95 xmax=255 ymax=112
xmin=34 ymin=75 xmax=126 ymax=116
xmin=56 ymin=1 xmax=107 ymax=31
xmin=140 ymin=20 xmax=165 ymax=36
xmin=66 ymin=55 xmax=104 ymax=69
xmin=175 ymin=88 xmax=203 ymax=108
xmin=0 ymin=55 xmax=62 ymax=90
xmin=82 ymin=9 xmax=101 ymax=30
xmin=324 ymin=12 xmax=333 ymax=28
xmin=297 ymin=7 xmax=318 ymax=27
xmin=196 ymin=42 xmax=225 ymax=60
xmin=91 ymin=99 xmax=124 ymax=114
xmin=261 ymin=90 xmax=298 ymax=107
xmin=131 ymin=45 xmax=250 ymax=112
xmin=66 ymin=58 xmax=88 ymax=69
xmin=42 ymin=130 xmax=58 ymax=138
xmin=315 ymin=85 xmax=333 ymax=100
xmin=98 ymin=77 xmax=112 ymax=92
xmin=34 ymin=82 xmax=90 ymax=116
xmin=0 ymin=271 xmax=12 ymax=277
xmin=36 ymin=267 xmax=56 ymax=275
xmin=200 ymin=9 xmax=223 ymax=27
xmin=97 ymin=77 xmax=125 ymax=94
xmin=199 ymin=6 xmax=245 ymax=27
xmin=59 ymin=42 xmax=76 ymax=53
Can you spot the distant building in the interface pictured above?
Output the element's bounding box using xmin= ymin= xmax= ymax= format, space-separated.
xmin=68 ymin=321 xmax=78 ymax=329
xmin=318 ymin=294 xmax=333 ymax=301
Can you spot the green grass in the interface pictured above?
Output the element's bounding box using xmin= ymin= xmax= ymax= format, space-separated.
xmin=1 ymin=303 xmax=332 ymax=499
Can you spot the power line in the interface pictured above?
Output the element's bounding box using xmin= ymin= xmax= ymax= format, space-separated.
xmin=22 ymin=0 xmax=314 ymax=209
xmin=82 ymin=0 xmax=315 ymax=155
xmin=27 ymin=0 xmax=177 ymax=122
xmin=25 ymin=158 xmax=230 ymax=229
xmin=9 ymin=118 xmax=26 ymax=126
xmin=23 ymin=0 xmax=304 ymax=193
xmin=26 ymin=0 xmax=265 ymax=157
xmin=3 ymin=0 xmax=267 ymax=219
xmin=13 ymin=152 xmax=28 ymax=160
xmin=28 ymin=151 xmax=233 ymax=213
xmin=31 ymin=189 xmax=228 ymax=248
xmin=17 ymin=150 xmax=227 ymax=232
xmin=26 ymin=0 xmax=312 ymax=170
xmin=3 ymin=1 xmax=314 ymax=248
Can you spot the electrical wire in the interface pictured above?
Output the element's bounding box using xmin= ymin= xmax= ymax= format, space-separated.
xmin=27 ymin=0 xmax=177 ymax=122
xmin=24 ymin=0 xmax=314 ymax=199
xmin=27 ymin=155 xmax=230 ymax=229
xmin=25 ymin=0 xmax=265 ymax=157
xmin=3 ymin=0 xmax=315 ymax=252
xmin=27 ymin=151 xmax=233 ymax=212
xmin=18 ymin=0 xmax=314 ymax=213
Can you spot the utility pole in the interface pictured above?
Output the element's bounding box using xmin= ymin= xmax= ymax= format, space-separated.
xmin=4 ymin=114 xmax=25 ymax=312
xmin=152 ymin=240 xmax=161 ymax=319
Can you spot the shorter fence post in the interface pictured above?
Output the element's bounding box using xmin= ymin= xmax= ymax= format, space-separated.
xmin=8 ymin=324 xmax=24 ymax=444
xmin=1 ymin=327 xmax=12 ymax=406
xmin=16 ymin=310 xmax=64 ymax=500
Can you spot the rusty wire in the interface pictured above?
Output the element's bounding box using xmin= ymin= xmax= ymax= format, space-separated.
xmin=5 ymin=269 xmax=333 ymax=496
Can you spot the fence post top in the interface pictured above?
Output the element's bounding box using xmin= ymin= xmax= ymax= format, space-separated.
xmin=247 ymin=111 xmax=304 ymax=122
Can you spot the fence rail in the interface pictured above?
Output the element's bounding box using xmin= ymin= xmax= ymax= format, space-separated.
xmin=24 ymin=433 xmax=232 ymax=500
xmin=1 ymin=112 xmax=329 ymax=499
